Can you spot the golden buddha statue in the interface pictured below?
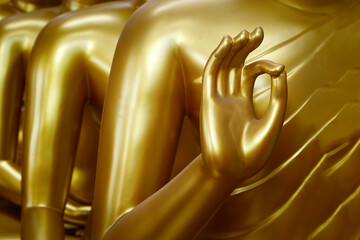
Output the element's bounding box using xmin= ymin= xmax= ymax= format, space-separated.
xmin=0 ymin=0 xmax=125 ymax=231
xmin=21 ymin=0 xmax=148 ymax=239
xmin=82 ymin=0 xmax=360 ymax=239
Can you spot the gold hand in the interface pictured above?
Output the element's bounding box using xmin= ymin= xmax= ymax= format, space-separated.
xmin=201 ymin=27 xmax=287 ymax=183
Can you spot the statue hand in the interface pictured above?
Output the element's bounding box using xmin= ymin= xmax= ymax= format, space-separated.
xmin=200 ymin=27 xmax=287 ymax=184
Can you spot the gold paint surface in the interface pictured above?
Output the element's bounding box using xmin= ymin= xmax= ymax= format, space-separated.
xmin=0 ymin=0 xmax=133 ymax=237
xmin=87 ymin=0 xmax=360 ymax=239
xmin=21 ymin=0 xmax=146 ymax=238
xmin=0 ymin=0 xmax=358 ymax=239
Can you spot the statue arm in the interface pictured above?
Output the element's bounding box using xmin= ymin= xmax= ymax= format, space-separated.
xmin=0 ymin=20 xmax=25 ymax=202
xmin=92 ymin=5 xmax=288 ymax=237
xmin=91 ymin=15 xmax=187 ymax=238
xmin=0 ymin=22 xmax=26 ymax=164
xmin=104 ymin=154 xmax=236 ymax=240
xmin=93 ymin=40 xmax=229 ymax=237
xmin=22 ymin=21 xmax=88 ymax=239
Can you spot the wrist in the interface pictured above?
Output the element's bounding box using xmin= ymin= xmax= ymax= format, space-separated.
xmin=21 ymin=206 xmax=64 ymax=240
xmin=197 ymin=154 xmax=240 ymax=195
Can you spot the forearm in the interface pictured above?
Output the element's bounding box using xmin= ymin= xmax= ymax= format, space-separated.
xmin=0 ymin=44 xmax=24 ymax=162
xmin=23 ymin=29 xmax=87 ymax=206
xmin=22 ymin=38 xmax=87 ymax=239
xmin=105 ymin=154 xmax=236 ymax=240
xmin=0 ymin=39 xmax=25 ymax=205
xmin=22 ymin=207 xmax=64 ymax=240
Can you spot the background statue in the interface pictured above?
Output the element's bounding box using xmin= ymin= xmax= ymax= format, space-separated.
xmin=0 ymin=0 xmax=121 ymax=230
xmin=21 ymin=0 xmax=150 ymax=239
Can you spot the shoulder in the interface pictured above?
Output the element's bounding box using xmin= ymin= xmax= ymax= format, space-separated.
xmin=0 ymin=6 xmax=63 ymax=34
xmin=43 ymin=1 xmax=139 ymax=36
xmin=124 ymin=0 xmax=211 ymax=33
xmin=117 ymin=0 xmax=211 ymax=52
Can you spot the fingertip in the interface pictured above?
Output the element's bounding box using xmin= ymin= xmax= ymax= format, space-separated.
xmin=233 ymin=30 xmax=249 ymax=50
xmin=240 ymin=30 xmax=250 ymax=39
xmin=252 ymin=27 xmax=264 ymax=41
xmin=234 ymin=30 xmax=250 ymax=41
xmin=258 ymin=60 xmax=284 ymax=76
xmin=255 ymin=26 xmax=264 ymax=33
xmin=245 ymin=27 xmax=263 ymax=53
xmin=273 ymin=70 xmax=288 ymax=100
xmin=272 ymin=64 xmax=285 ymax=76
xmin=214 ymin=35 xmax=232 ymax=59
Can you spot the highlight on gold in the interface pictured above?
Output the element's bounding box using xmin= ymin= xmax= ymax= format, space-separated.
xmin=0 ymin=0 xmax=358 ymax=239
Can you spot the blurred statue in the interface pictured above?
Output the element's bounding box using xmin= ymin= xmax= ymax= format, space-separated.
xmin=0 ymin=0 xmax=62 ymax=187
xmin=0 ymin=0 xmax=60 ymax=19
xmin=0 ymin=0 xmax=120 ymax=231
xmin=88 ymin=0 xmax=360 ymax=239
xmin=21 ymin=0 xmax=149 ymax=239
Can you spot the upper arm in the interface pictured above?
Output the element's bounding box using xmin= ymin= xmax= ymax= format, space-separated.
xmin=92 ymin=7 xmax=186 ymax=239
